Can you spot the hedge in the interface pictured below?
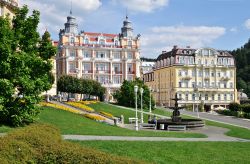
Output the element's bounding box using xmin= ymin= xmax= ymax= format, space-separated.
xmin=0 ymin=123 xmax=145 ymax=164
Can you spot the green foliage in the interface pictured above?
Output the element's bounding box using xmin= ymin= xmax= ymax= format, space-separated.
xmin=232 ymin=38 xmax=250 ymax=97
xmin=229 ymin=102 xmax=240 ymax=112
xmin=113 ymin=78 xmax=155 ymax=110
xmin=0 ymin=6 xmax=56 ymax=126
xmin=57 ymin=75 xmax=106 ymax=101
xmin=0 ymin=123 xmax=143 ymax=164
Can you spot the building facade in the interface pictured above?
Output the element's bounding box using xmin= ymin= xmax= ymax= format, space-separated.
xmin=0 ymin=0 xmax=18 ymax=19
xmin=143 ymin=46 xmax=237 ymax=111
xmin=56 ymin=13 xmax=141 ymax=100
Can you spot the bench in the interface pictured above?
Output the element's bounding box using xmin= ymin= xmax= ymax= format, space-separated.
xmin=139 ymin=123 xmax=156 ymax=129
xmin=167 ymin=125 xmax=186 ymax=131
xmin=129 ymin=117 xmax=138 ymax=124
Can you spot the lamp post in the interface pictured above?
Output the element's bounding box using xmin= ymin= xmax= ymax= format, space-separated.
xmin=134 ymin=85 xmax=139 ymax=131
xmin=140 ymin=87 xmax=144 ymax=123
xmin=196 ymin=92 xmax=200 ymax=118
xmin=149 ymin=87 xmax=152 ymax=113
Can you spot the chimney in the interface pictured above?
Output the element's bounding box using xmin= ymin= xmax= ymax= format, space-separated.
xmin=186 ymin=46 xmax=190 ymax=48
xmin=173 ymin=45 xmax=178 ymax=49
xmin=162 ymin=51 xmax=166 ymax=54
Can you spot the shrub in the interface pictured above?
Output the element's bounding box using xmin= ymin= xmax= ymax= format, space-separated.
xmin=241 ymin=104 xmax=250 ymax=113
xmin=229 ymin=103 xmax=241 ymax=112
xmin=0 ymin=124 xmax=144 ymax=164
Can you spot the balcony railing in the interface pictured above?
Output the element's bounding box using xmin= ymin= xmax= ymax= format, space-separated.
xmin=82 ymin=70 xmax=93 ymax=74
xmin=113 ymin=71 xmax=122 ymax=74
xmin=127 ymin=71 xmax=135 ymax=74
xmin=181 ymin=75 xmax=192 ymax=80
xmin=96 ymin=70 xmax=110 ymax=74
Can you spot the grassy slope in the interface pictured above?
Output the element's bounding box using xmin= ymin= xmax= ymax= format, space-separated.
xmin=37 ymin=107 xmax=205 ymax=137
xmin=76 ymin=141 xmax=250 ymax=164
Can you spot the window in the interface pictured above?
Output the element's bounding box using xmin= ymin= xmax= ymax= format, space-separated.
xmin=205 ymin=94 xmax=208 ymax=100
xmin=199 ymin=70 xmax=202 ymax=77
xmin=96 ymin=63 xmax=109 ymax=71
xmin=69 ymin=62 xmax=75 ymax=71
xmin=178 ymin=93 xmax=182 ymax=99
xmin=211 ymin=60 xmax=214 ymax=65
xmin=218 ymin=82 xmax=221 ymax=88
xmin=198 ymin=82 xmax=202 ymax=87
xmin=198 ymin=59 xmax=201 ymax=65
xmin=190 ymin=57 xmax=194 ymax=64
xmin=113 ymin=52 xmax=121 ymax=59
xmin=205 ymin=59 xmax=208 ymax=65
xmin=83 ymin=51 xmax=91 ymax=58
xmin=96 ymin=51 xmax=105 ymax=58
xmin=114 ymin=40 xmax=119 ymax=46
xmin=83 ymin=63 xmax=91 ymax=72
xmin=84 ymin=38 xmax=89 ymax=44
xmin=179 ymin=81 xmax=182 ymax=88
xmin=113 ymin=76 xmax=121 ymax=84
xmin=70 ymin=37 xmax=75 ymax=44
xmin=192 ymin=82 xmax=195 ymax=88
xmin=127 ymin=63 xmax=133 ymax=73
xmin=70 ymin=50 xmax=76 ymax=57
xmin=224 ymin=82 xmax=227 ymax=88
xmin=212 ymin=94 xmax=215 ymax=101
xmin=178 ymin=70 xmax=182 ymax=76
xmin=127 ymin=52 xmax=133 ymax=59
xmin=211 ymin=72 xmax=214 ymax=77
xmin=113 ymin=64 xmax=121 ymax=73
xmin=192 ymin=93 xmax=196 ymax=101
xmin=224 ymin=94 xmax=227 ymax=100
xmin=217 ymin=72 xmax=221 ymax=77
xmin=230 ymin=82 xmax=233 ymax=88
xmin=218 ymin=94 xmax=221 ymax=101
xmin=99 ymin=39 xmax=105 ymax=45
xmin=192 ymin=69 xmax=196 ymax=77
xmin=128 ymin=40 xmax=132 ymax=47
xmin=230 ymin=94 xmax=233 ymax=101
xmin=203 ymin=49 xmax=209 ymax=56
xmin=230 ymin=71 xmax=233 ymax=77
xmin=127 ymin=75 xmax=133 ymax=81
xmin=185 ymin=93 xmax=189 ymax=100
xmin=211 ymin=82 xmax=215 ymax=87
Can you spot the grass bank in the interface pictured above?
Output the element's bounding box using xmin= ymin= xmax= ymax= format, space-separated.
xmin=76 ymin=141 xmax=250 ymax=164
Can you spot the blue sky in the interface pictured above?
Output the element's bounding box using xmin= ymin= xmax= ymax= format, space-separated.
xmin=21 ymin=0 xmax=250 ymax=58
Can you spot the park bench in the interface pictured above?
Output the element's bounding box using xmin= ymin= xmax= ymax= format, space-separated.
xmin=167 ymin=125 xmax=186 ymax=131
xmin=139 ymin=123 xmax=156 ymax=129
xmin=129 ymin=117 xmax=138 ymax=124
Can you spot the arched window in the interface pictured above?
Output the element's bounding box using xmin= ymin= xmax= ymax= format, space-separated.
xmin=84 ymin=38 xmax=89 ymax=44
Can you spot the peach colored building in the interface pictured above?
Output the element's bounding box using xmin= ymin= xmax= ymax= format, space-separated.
xmin=56 ymin=13 xmax=141 ymax=100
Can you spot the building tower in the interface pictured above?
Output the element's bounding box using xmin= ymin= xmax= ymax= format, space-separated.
xmin=121 ymin=15 xmax=133 ymax=38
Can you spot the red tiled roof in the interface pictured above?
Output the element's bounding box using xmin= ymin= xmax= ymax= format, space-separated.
xmin=84 ymin=32 xmax=118 ymax=38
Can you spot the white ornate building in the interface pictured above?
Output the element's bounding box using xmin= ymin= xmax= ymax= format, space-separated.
xmin=56 ymin=12 xmax=141 ymax=100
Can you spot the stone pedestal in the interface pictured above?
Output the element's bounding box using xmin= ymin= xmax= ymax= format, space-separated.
xmin=172 ymin=116 xmax=182 ymax=122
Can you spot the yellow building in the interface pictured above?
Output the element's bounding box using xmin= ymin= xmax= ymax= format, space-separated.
xmin=143 ymin=46 xmax=237 ymax=111
xmin=57 ymin=13 xmax=141 ymax=100
xmin=0 ymin=0 xmax=18 ymax=19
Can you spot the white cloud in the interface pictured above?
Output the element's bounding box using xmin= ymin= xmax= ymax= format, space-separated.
xmin=229 ymin=27 xmax=237 ymax=32
xmin=115 ymin=0 xmax=169 ymax=13
xmin=140 ymin=25 xmax=226 ymax=58
xmin=20 ymin=0 xmax=102 ymax=37
xmin=244 ymin=19 xmax=250 ymax=29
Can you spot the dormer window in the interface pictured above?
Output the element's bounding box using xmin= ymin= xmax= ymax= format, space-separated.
xmin=115 ymin=40 xmax=119 ymax=46
xmin=84 ymin=38 xmax=89 ymax=44
xmin=70 ymin=37 xmax=75 ymax=44
xmin=99 ymin=39 xmax=105 ymax=45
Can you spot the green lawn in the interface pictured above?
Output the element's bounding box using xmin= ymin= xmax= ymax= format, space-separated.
xmin=36 ymin=107 xmax=205 ymax=137
xmin=0 ymin=125 xmax=14 ymax=133
xmin=88 ymin=103 xmax=150 ymax=123
xmin=76 ymin=141 xmax=250 ymax=164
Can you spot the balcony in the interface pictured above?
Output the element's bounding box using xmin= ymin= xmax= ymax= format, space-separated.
xmin=204 ymin=76 xmax=210 ymax=80
xmin=181 ymin=75 xmax=192 ymax=80
xmin=113 ymin=71 xmax=122 ymax=74
xmin=82 ymin=70 xmax=93 ymax=74
xmin=82 ymin=44 xmax=122 ymax=49
xmin=96 ymin=70 xmax=110 ymax=74
xmin=220 ymin=76 xmax=230 ymax=81
xmin=127 ymin=71 xmax=135 ymax=74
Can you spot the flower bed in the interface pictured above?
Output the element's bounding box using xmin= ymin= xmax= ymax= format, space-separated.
xmin=66 ymin=102 xmax=95 ymax=113
xmin=84 ymin=114 xmax=106 ymax=122
xmin=99 ymin=111 xmax=114 ymax=119
xmin=40 ymin=102 xmax=81 ymax=114
xmin=80 ymin=100 xmax=98 ymax=105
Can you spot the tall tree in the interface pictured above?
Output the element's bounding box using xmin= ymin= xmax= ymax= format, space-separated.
xmin=0 ymin=6 xmax=56 ymax=126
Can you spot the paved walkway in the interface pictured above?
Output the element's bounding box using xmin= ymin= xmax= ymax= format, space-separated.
xmin=63 ymin=126 xmax=249 ymax=142
xmin=161 ymin=107 xmax=250 ymax=130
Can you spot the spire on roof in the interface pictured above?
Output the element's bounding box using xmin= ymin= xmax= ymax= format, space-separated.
xmin=70 ymin=0 xmax=72 ymax=15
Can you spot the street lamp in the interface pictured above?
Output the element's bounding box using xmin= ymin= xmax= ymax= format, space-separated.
xmin=149 ymin=87 xmax=152 ymax=114
xmin=140 ymin=87 xmax=144 ymax=123
xmin=134 ymin=85 xmax=139 ymax=131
